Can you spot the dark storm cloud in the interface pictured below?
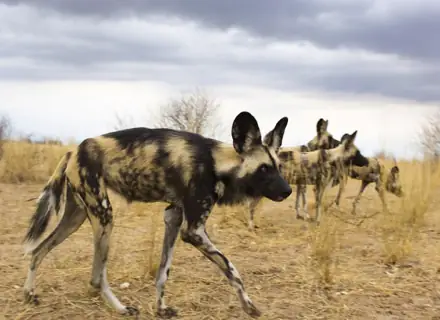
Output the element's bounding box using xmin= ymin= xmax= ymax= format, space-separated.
xmin=4 ymin=0 xmax=439 ymax=62
xmin=0 ymin=0 xmax=439 ymax=101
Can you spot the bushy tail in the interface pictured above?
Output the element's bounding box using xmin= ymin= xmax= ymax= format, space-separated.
xmin=23 ymin=151 xmax=73 ymax=252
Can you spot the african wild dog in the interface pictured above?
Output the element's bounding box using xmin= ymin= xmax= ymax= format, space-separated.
xmin=248 ymin=130 xmax=362 ymax=226
xmin=288 ymin=120 xmax=369 ymax=220
xmin=247 ymin=118 xmax=366 ymax=228
xmin=294 ymin=135 xmax=403 ymax=218
xmin=291 ymin=119 xmax=343 ymax=221
xmin=332 ymin=151 xmax=404 ymax=214
xmin=22 ymin=111 xmax=292 ymax=318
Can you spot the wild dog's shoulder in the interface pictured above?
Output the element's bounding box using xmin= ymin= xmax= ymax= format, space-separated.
xmin=278 ymin=149 xmax=318 ymax=169
xmin=278 ymin=149 xmax=298 ymax=163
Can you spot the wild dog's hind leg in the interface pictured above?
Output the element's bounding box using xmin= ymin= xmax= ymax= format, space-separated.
xmin=180 ymin=201 xmax=261 ymax=318
xmin=314 ymin=179 xmax=331 ymax=225
xmin=333 ymin=172 xmax=347 ymax=207
xmin=351 ymin=181 xmax=369 ymax=215
xmin=86 ymin=194 xmax=138 ymax=316
xmin=375 ymin=180 xmax=388 ymax=213
xmin=24 ymin=186 xmax=87 ymax=304
xmin=155 ymin=205 xmax=183 ymax=318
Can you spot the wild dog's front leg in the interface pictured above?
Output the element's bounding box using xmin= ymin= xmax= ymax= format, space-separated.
xmin=155 ymin=205 xmax=183 ymax=318
xmin=181 ymin=224 xmax=261 ymax=318
xmin=248 ymin=198 xmax=260 ymax=230
xmin=314 ymin=179 xmax=331 ymax=225
xmin=295 ymin=184 xmax=302 ymax=219
xmin=300 ymin=184 xmax=309 ymax=220
xmin=295 ymin=184 xmax=309 ymax=220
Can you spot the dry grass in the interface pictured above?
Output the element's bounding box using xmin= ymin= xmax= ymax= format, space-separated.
xmin=0 ymin=141 xmax=72 ymax=183
xmin=379 ymin=160 xmax=440 ymax=266
xmin=1 ymin=141 xmax=440 ymax=319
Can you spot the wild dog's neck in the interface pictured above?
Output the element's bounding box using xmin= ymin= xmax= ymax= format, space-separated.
xmin=212 ymin=142 xmax=242 ymax=175
xmin=349 ymin=151 xmax=370 ymax=167
xmin=325 ymin=144 xmax=347 ymax=162
xmin=212 ymin=142 xmax=259 ymax=206
xmin=215 ymin=173 xmax=255 ymax=206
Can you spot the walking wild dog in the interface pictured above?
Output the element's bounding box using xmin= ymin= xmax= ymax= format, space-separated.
xmin=332 ymin=151 xmax=404 ymax=214
xmin=22 ymin=111 xmax=292 ymax=318
xmin=295 ymin=135 xmax=404 ymax=217
xmin=291 ymin=118 xmax=344 ymax=221
xmin=247 ymin=118 xmax=365 ymax=228
xmin=248 ymin=130 xmax=362 ymax=226
xmin=287 ymin=120 xmax=369 ymax=221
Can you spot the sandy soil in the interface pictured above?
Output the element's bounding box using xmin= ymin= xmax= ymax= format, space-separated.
xmin=1 ymin=181 xmax=440 ymax=320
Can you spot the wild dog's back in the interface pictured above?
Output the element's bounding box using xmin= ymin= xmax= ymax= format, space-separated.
xmin=67 ymin=127 xmax=219 ymax=204
xmin=348 ymin=157 xmax=381 ymax=182
xmin=278 ymin=148 xmax=326 ymax=185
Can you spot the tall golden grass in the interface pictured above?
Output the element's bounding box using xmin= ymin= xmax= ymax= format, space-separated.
xmin=378 ymin=159 xmax=440 ymax=265
xmin=0 ymin=143 xmax=436 ymax=267
xmin=2 ymin=140 xmax=440 ymax=318
xmin=0 ymin=140 xmax=72 ymax=183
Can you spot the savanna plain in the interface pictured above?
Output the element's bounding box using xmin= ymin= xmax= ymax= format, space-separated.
xmin=1 ymin=141 xmax=440 ymax=320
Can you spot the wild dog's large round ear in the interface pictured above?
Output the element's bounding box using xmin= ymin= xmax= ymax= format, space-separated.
xmin=391 ymin=166 xmax=399 ymax=174
xmin=263 ymin=117 xmax=288 ymax=153
xmin=342 ymin=130 xmax=358 ymax=146
xmin=348 ymin=130 xmax=358 ymax=145
xmin=351 ymin=130 xmax=358 ymax=139
xmin=232 ymin=111 xmax=262 ymax=154
xmin=316 ymin=118 xmax=326 ymax=133
xmin=340 ymin=133 xmax=350 ymax=142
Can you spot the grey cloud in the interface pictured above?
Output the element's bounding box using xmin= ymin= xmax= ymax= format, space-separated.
xmin=0 ymin=0 xmax=439 ymax=102
xmin=3 ymin=0 xmax=439 ymax=62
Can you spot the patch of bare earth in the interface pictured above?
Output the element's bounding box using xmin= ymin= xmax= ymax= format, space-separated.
xmin=1 ymin=180 xmax=440 ymax=319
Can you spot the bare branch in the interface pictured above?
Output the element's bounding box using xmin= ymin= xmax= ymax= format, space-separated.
xmin=0 ymin=114 xmax=12 ymax=159
xmin=419 ymin=108 xmax=440 ymax=161
xmin=113 ymin=111 xmax=136 ymax=131
xmin=153 ymin=88 xmax=225 ymax=139
xmin=0 ymin=115 xmax=11 ymax=140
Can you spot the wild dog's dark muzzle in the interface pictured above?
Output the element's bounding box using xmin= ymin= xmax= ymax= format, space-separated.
xmin=265 ymin=176 xmax=292 ymax=202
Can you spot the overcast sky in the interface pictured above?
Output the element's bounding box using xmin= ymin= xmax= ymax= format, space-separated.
xmin=0 ymin=0 xmax=439 ymax=159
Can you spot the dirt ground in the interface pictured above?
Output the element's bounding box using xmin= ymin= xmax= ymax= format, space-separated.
xmin=1 ymin=181 xmax=440 ymax=320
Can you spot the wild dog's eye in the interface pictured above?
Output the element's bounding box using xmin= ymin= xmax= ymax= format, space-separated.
xmin=259 ymin=164 xmax=269 ymax=173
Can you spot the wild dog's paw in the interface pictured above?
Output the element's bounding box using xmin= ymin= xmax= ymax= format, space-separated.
xmin=24 ymin=289 xmax=39 ymax=305
xmin=124 ymin=306 xmax=139 ymax=316
xmin=242 ymin=300 xmax=262 ymax=318
xmin=157 ymin=306 xmax=178 ymax=318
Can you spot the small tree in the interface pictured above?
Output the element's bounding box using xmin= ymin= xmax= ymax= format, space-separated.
xmin=0 ymin=115 xmax=11 ymax=159
xmin=113 ymin=112 xmax=136 ymax=131
xmin=419 ymin=108 xmax=440 ymax=160
xmin=154 ymin=88 xmax=224 ymax=139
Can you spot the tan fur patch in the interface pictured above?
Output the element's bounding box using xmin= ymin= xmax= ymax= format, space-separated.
xmin=281 ymin=146 xmax=304 ymax=152
xmin=65 ymin=151 xmax=81 ymax=187
xmin=212 ymin=143 xmax=241 ymax=174
xmin=165 ymin=137 xmax=193 ymax=186
xmin=238 ymin=148 xmax=272 ymax=178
